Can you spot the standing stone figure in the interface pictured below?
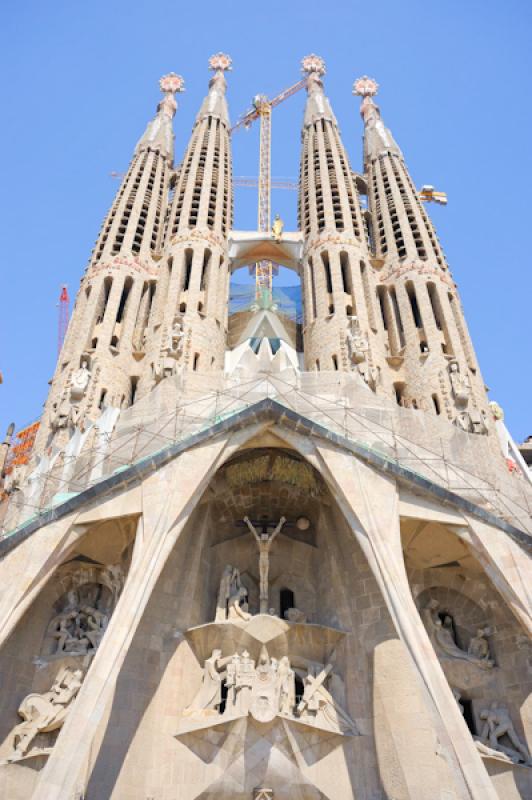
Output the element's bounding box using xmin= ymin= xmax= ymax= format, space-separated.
xmin=183 ymin=649 xmax=231 ymax=715
xmin=215 ymin=564 xmax=241 ymax=621
xmin=243 ymin=516 xmax=286 ymax=614
xmin=6 ymin=667 xmax=84 ymax=761
xmin=278 ymin=656 xmax=296 ymax=715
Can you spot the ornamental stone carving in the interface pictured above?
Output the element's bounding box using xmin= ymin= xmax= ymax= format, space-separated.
xmin=4 ymin=666 xmax=83 ymax=763
xmin=181 ymin=645 xmax=357 ymax=736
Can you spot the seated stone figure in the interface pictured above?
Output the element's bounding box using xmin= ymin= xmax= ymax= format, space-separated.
xmin=6 ymin=667 xmax=83 ymax=761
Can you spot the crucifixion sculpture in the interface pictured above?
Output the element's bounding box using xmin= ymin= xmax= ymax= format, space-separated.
xmin=243 ymin=516 xmax=286 ymax=613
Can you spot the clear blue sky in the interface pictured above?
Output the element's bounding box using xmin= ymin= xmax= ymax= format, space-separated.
xmin=1 ymin=0 xmax=530 ymax=441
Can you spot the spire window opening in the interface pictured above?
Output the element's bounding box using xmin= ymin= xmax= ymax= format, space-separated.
xmin=432 ymin=394 xmax=441 ymax=415
xmin=183 ymin=249 xmax=194 ymax=292
xmin=315 ymin=359 xmax=320 ymax=371
xmin=360 ymin=261 xmax=377 ymax=331
xmin=98 ymin=389 xmax=107 ymax=410
xmin=308 ymin=257 xmax=317 ymax=321
xmin=339 ymin=252 xmax=352 ymax=295
xmin=130 ymin=376 xmax=139 ymax=406
xmin=394 ymin=382 xmax=406 ymax=406
xmin=332 ymin=355 xmax=339 ymax=370
xmin=405 ymin=282 xmax=423 ymax=329
xmin=377 ymin=286 xmax=388 ymax=330
xmin=115 ymin=277 xmax=133 ymax=325
xmin=200 ymin=249 xmax=212 ymax=291
xmin=193 ymin=353 xmax=200 ymax=371
xmin=321 ymin=251 xmax=333 ymax=294
xmin=389 ymin=287 xmax=405 ymax=348
xmin=96 ymin=277 xmax=113 ymax=324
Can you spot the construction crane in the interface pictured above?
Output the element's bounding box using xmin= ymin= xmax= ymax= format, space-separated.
xmin=234 ymin=176 xmax=298 ymax=191
xmin=419 ymin=184 xmax=448 ymax=205
xmin=57 ymin=285 xmax=70 ymax=354
xmin=230 ymin=56 xmax=325 ymax=302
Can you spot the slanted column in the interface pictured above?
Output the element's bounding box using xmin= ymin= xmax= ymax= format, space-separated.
xmin=315 ymin=444 xmax=500 ymax=800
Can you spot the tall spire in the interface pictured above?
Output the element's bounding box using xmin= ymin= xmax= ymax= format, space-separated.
xmin=353 ymin=77 xmax=402 ymax=167
xmin=353 ymin=75 xmax=489 ymax=427
xmin=136 ymin=72 xmax=185 ymax=161
xmin=195 ymin=52 xmax=232 ymax=126
xmin=301 ymin=54 xmax=336 ymax=128
xmin=298 ymin=56 xmax=389 ymax=386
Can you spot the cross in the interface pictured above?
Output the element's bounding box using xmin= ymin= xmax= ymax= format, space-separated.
xmin=296 ymin=663 xmax=332 ymax=715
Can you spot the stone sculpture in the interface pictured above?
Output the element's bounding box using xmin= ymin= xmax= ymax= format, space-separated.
xmin=476 ymin=703 xmax=531 ymax=765
xmin=284 ymin=607 xmax=307 ymax=623
xmin=6 ymin=667 xmax=83 ymax=762
xmin=47 ymin=586 xmax=110 ymax=657
xmin=70 ymin=360 xmax=92 ymax=402
xmin=423 ymin=600 xmax=494 ymax=669
xmin=155 ymin=317 xmax=185 ymax=382
xmin=346 ymin=316 xmax=369 ymax=365
xmin=449 ymin=361 xmax=470 ymax=408
xmin=183 ymin=649 xmax=233 ymax=714
xmin=467 ymin=627 xmax=493 ymax=664
xmin=215 ymin=564 xmax=241 ymax=621
xmin=243 ymin=516 xmax=286 ymax=613
xmin=227 ymin=586 xmax=252 ymax=622
xmin=181 ymin=647 xmax=356 ymax=735
xmin=272 ymin=214 xmax=284 ymax=241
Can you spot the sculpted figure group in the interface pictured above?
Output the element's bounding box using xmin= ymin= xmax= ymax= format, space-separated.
xmin=48 ymin=586 xmax=110 ymax=657
xmin=423 ymin=599 xmax=494 ymax=669
xmin=184 ymin=646 xmax=356 ymax=735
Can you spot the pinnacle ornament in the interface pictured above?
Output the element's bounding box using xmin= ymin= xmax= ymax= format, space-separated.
xmin=209 ymin=52 xmax=232 ymax=73
xmin=159 ymin=72 xmax=185 ymax=95
xmin=301 ymin=54 xmax=326 ymax=76
xmin=353 ymin=76 xmax=379 ymax=97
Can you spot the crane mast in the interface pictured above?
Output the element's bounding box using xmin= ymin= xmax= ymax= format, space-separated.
xmin=232 ymin=75 xmax=309 ymax=304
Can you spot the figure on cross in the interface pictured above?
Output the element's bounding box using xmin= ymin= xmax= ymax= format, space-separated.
xmin=243 ymin=515 xmax=286 ymax=613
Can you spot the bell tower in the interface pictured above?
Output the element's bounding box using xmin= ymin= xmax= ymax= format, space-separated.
xmin=33 ymin=73 xmax=185 ymax=454
xmin=354 ymin=76 xmax=490 ymax=429
xmin=298 ymin=57 xmax=390 ymax=392
xmin=143 ymin=53 xmax=234 ymax=388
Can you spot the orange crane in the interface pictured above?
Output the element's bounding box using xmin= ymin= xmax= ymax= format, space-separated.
xmin=231 ymin=69 xmax=311 ymax=302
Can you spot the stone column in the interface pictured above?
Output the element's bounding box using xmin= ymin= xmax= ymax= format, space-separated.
xmin=314 ymin=443 xmax=499 ymax=800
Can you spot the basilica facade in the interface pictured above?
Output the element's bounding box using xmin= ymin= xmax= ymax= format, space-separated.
xmin=0 ymin=54 xmax=530 ymax=800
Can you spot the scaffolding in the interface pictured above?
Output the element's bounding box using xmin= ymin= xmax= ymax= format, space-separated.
xmin=1 ymin=373 xmax=531 ymax=544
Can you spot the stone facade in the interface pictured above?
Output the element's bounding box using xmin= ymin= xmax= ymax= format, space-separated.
xmin=0 ymin=54 xmax=530 ymax=800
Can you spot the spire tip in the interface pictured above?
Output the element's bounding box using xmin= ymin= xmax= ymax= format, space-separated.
xmin=301 ymin=54 xmax=326 ymax=77
xmin=159 ymin=72 xmax=185 ymax=95
xmin=209 ymin=53 xmax=232 ymax=73
xmin=353 ymin=76 xmax=379 ymax=98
